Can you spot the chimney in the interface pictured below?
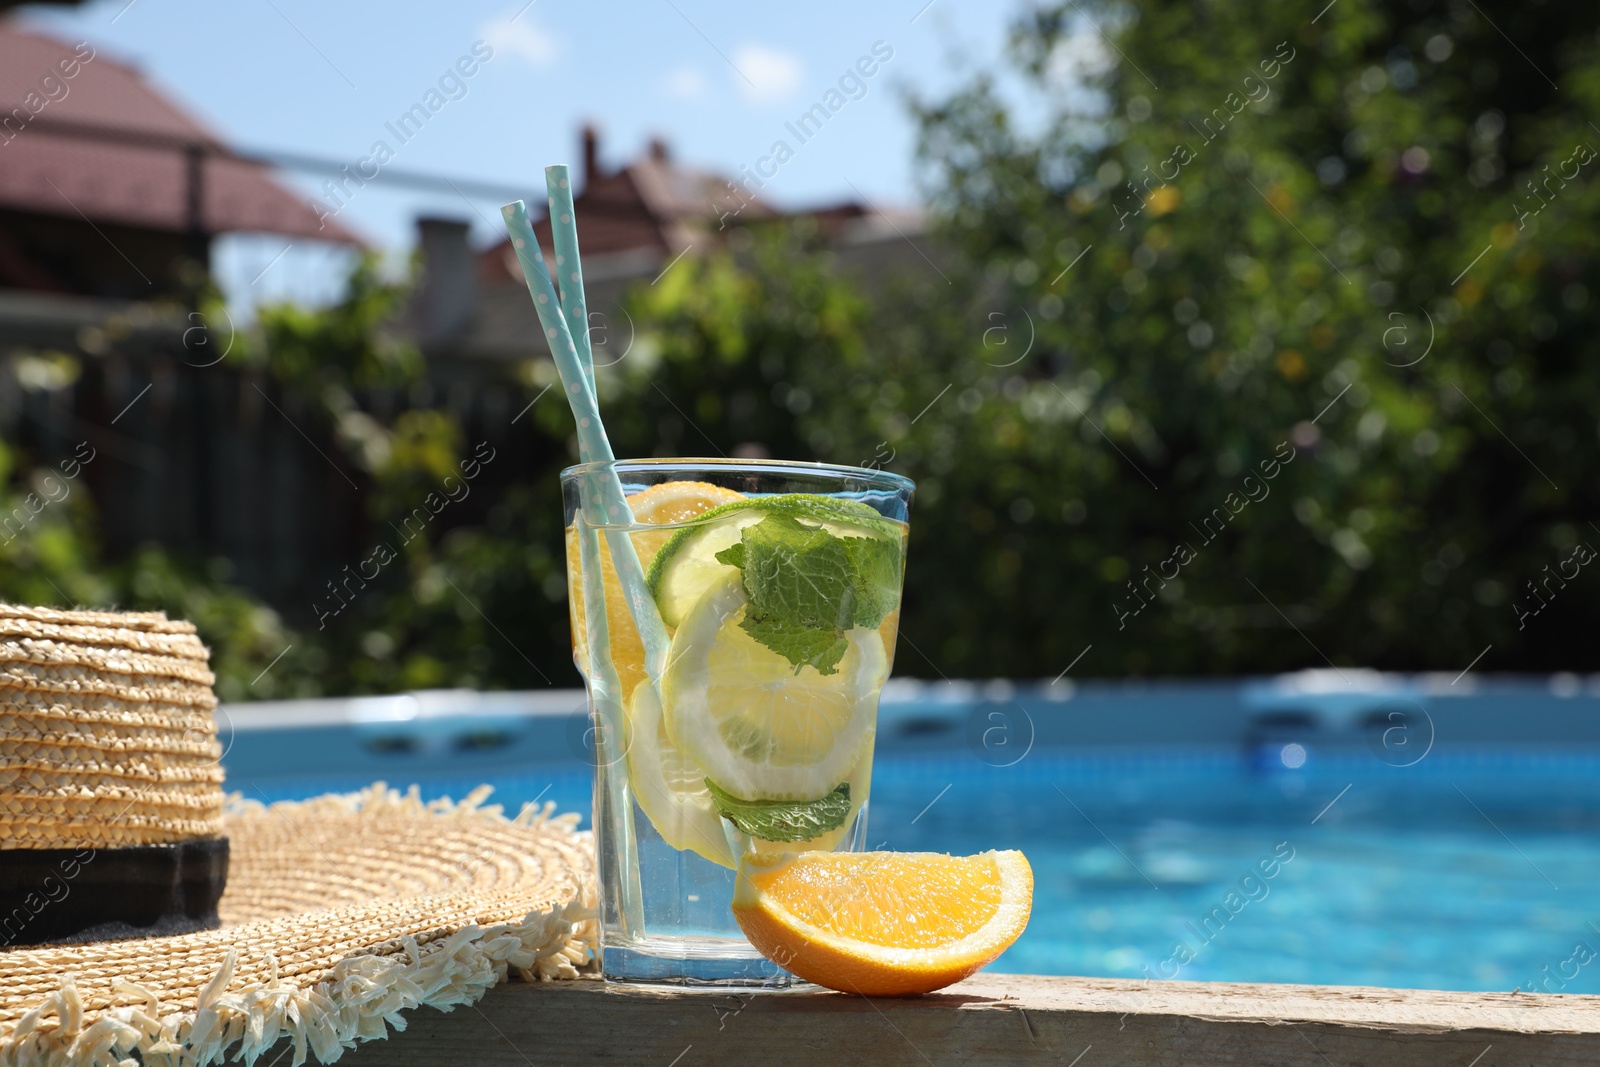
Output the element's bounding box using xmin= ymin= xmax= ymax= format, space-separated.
xmin=648 ymin=136 xmax=670 ymax=163
xmin=582 ymin=124 xmax=600 ymax=188
xmin=414 ymin=217 xmax=477 ymax=348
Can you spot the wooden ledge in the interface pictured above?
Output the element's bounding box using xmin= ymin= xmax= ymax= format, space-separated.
xmin=291 ymin=973 xmax=1600 ymax=1066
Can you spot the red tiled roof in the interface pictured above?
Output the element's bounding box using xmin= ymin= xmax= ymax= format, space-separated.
xmin=0 ymin=24 xmax=357 ymax=242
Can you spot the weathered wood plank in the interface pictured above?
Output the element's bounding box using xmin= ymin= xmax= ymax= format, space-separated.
xmin=244 ymin=974 xmax=1600 ymax=1066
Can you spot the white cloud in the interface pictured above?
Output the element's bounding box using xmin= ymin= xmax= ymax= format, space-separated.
xmin=731 ymin=43 xmax=802 ymax=103
xmin=482 ymin=18 xmax=558 ymax=66
xmin=664 ymin=64 xmax=709 ymax=100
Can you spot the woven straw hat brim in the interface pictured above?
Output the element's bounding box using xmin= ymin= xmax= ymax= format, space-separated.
xmin=0 ymin=785 xmax=597 ymax=1067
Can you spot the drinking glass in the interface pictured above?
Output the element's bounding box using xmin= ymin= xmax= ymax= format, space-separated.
xmin=561 ymin=458 xmax=913 ymax=985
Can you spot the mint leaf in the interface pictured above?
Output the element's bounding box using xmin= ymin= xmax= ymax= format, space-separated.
xmin=842 ymin=533 xmax=901 ymax=628
xmin=714 ymin=511 xmax=903 ymax=674
xmin=649 ymin=493 xmax=901 ymax=600
xmin=706 ymin=779 xmax=851 ymax=842
xmin=739 ymin=514 xmax=857 ymax=631
xmin=740 ymin=615 xmax=850 ymax=676
xmin=729 ymin=494 xmax=900 ymax=539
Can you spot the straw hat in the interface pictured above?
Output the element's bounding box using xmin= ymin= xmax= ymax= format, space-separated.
xmin=0 ymin=786 xmax=596 ymax=1067
xmin=0 ymin=606 xmax=596 ymax=1066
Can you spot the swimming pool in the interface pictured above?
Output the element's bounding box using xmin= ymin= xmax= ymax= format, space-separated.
xmin=227 ymin=674 xmax=1600 ymax=995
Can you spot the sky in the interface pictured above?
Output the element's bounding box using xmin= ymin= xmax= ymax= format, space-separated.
xmin=17 ymin=0 xmax=1022 ymax=311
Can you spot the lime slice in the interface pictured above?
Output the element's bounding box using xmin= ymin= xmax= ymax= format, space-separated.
xmin=624 ymin=681 xmax=737 ymax=869
xmin=661 ymin=573 xmax=887 ymax=802
xmin=646 ymin=494 xmax=900 ymax=628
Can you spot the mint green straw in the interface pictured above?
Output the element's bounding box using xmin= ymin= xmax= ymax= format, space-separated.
xmin=544 ymin=165 xmax=595 ymax=395
xmin=575 ymin=516 xmax=645 ymax=935
xmin=500 ymin=198 xmax=671 ymax=687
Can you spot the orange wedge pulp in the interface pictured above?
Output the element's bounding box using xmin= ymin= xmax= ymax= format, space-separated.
xmin=733 ymin=850 xmax=1033 ymax=996
xmin=565 ymin=480 xmax=745 ymax=698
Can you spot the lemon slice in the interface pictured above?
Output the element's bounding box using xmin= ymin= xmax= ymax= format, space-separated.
xmin=661 ymin=574 xmax=887 ymax=802
xmin=624 ymin=681 xmax=737 ymax=869
xmin=567 ymin=481 xmax=746 ymax=701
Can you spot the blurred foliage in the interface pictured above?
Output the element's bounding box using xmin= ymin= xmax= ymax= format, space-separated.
xmin=252 ymin=255 xmax=422 ymax=394
xmin=0 ymin=440 xmax=300 ymax=702
xmin=0 ymin=260 xmax=478 ymax=700
xmin=880 ymin=0 xmax=1600 ymax=675
xmin=588 ymin=0 xmax=1600 ymax=678
xmin=5 ymin=0 xmax=1597 ymax=691
xmin=220 ymin=261 xmax=560 ymax=697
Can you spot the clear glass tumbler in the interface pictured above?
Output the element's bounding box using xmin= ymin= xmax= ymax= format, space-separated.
xmin=561 ymin=458 xmax=914 ymax=985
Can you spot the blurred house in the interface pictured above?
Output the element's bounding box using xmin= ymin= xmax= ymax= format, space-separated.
xmin=0 ymin=25 xmax=353 ymax=329
xmin=0 ymin=22 xmax=360 ymax=604
xmin=416 ymin=126 xmax=933 ymax=374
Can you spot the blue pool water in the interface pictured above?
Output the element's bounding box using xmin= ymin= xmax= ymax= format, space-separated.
xmin=241 ymin=746 xmax=1600 ymax=995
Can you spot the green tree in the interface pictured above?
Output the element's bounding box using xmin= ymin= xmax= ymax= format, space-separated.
xmin=887 ymin=0 xmax=1600 ymax=675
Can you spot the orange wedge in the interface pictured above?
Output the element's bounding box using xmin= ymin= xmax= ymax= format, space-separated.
xmin=566 ymin=480 xmax=745 ymax=696
xmin=732 ymin=850 xmax=1032 ymax=996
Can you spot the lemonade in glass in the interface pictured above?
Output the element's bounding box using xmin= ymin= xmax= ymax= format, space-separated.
xmin=561 ymin=458 xmax=913 ymax=985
